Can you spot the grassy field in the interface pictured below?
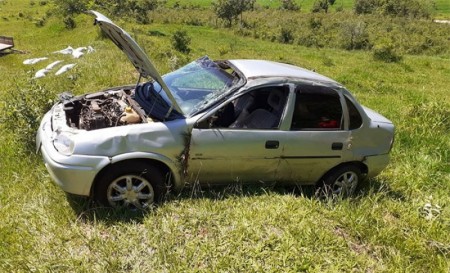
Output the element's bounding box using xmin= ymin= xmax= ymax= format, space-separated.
xmin=1 ymin=0 xmax=449 ymax=272
xmin=163 ymin=0 xmax=450 ymax=17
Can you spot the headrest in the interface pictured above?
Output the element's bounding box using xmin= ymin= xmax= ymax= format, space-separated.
xmin=267 ymin=89 xmax=285 ymax=113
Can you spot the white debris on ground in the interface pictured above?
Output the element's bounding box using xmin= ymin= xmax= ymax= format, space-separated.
xmin=45 ymin=60 xmax=63 ymax=70
xmin=53 ymin=45 xmax=95 ymax=58
xmin=33 ymin=60 xmax=64 ymax=79
xmin=434 ymin=19 xmax=450 ymax=24
xmin=72 ymin=47 xmax=87 ymax=58
xmin=55 ymin=64 xmax=76 ymax=75
xmin=34 ymin=68 xmax=49 ymax=79
xmin=53 ymin=46 xmax=73 ymax=55
xmin=24 ymin=45 xmax=94 ymax=78
xmin=23 ymin=57 xmax=48 ymax=65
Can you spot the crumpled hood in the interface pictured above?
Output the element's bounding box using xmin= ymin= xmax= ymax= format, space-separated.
xmin=89 ymin=10 xmax=183 ymax=115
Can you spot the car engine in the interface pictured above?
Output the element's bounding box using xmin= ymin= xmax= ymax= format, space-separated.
xmin=61 ymin=88 xmax=148 ymax=131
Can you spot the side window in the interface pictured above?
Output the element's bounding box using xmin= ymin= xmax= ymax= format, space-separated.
xmin=197 ymin=86 xmax=289 ymax=129
xmin=291 ymin=86 xmax=342 ymax=130
xmin=345 ymin=96 xmax=363 ymax=130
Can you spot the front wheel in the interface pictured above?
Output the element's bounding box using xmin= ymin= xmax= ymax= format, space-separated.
xmin=94 ymin=162 xmax=165 ymax=209
xmin=317 ymin=165 xmax=362 ymax=199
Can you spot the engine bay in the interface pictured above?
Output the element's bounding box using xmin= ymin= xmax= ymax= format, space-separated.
xmin=60 ymin=87 xmax=150 ymax=131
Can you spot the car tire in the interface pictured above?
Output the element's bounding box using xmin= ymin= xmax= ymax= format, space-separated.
xmin=316 ymin=165 xmax=362 ymax=199
xmin=94 ymin=162 xmax=166 ymax=209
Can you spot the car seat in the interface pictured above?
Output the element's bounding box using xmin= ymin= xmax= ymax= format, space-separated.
xmin=230 ymin=88 xmax=286 ymax=129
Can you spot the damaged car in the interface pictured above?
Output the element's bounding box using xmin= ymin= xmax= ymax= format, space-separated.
xmin=36 ymin=11 xmax=395 ymax=209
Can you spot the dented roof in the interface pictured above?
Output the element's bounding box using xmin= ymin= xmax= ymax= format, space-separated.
xmin=229 ymin=59 xmax=339 ymax=86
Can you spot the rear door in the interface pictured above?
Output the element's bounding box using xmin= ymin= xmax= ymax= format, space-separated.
xmin=277 ymin=85 xmax=353 ymax=184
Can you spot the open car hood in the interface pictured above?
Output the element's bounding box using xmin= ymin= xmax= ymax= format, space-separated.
xmin=89 ymin=10 xmax=183 ymax=115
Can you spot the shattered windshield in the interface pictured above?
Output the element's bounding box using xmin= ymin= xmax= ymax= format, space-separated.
xmin=155 ymin=56 xmax=242 ymax=116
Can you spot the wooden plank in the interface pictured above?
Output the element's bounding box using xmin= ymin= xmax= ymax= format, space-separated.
xmin=0 ymin=36 xmax=14 ymax=52
xmin=0 ymin=43 xmax=14 ymax=51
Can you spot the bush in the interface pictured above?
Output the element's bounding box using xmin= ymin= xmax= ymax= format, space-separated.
xmin=373 ymin=44 xmax=403 ymax=62
xmin=34 ymin=17 xmax=46 ymax=27
xmin=312 ymin=0 xmax=328 ymax=13
xmin=52 ymin=0 xmax=88 ymax=16
xmin=63 ymin=16 xmax=76 ymax=29
xmin=339 ymin=21 xmax=372 ymax=50
xmin=354 ymin=0 xmax=433 ymax=19
xmin=354 ymin=0 xmax=377 ymax=14
xmin=171 ymin=30 xmax=191 ymax=53
xmin=280 ymin=0 xmax=300 ymax=11
xmin=1 ymin=81 xmax=58 ymax=152
xmin=311 ymin=0 xmax=335 ymax=13
xmin=278 ymin=27 xmax=294 ymax=44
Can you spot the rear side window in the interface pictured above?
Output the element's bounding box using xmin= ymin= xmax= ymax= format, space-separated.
xmin=345 ymin=96 xmax=363 ymax=130
xmin=291 ymin=85 xmax=342 ymax=130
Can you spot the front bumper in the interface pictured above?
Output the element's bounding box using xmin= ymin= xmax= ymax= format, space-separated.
xmin=37 ymin=112 xmax=110 ymax=196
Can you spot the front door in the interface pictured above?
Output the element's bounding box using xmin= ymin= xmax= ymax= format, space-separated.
xmin=188 ymin=128 xmax=286 ymax=184
xmin=187 ymin=86 xmax=290 ymax=185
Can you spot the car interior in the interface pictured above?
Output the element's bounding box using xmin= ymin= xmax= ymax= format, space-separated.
xmin=199 ymin=85 xmax=350 ymax=131
xmin=290 ymin=86 xmax=343 ymax=130
xmin=205 ymin=86 xmax=289 ymax=129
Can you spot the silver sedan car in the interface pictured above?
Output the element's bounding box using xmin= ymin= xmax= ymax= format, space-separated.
xmin=36 ymin=11 xmax=395 ymax=209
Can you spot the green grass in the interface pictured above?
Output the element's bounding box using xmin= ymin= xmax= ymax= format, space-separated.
xmin=164 ymin=0 xmax=450 ymax=16
xmin=1 ymin=0 xmax=449 ymax=272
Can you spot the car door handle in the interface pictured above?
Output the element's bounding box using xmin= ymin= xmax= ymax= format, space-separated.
xmin=265 ymin=140 xmax=279 ymax=149
xmin=332 ymin=142 xmax=343 ymax=150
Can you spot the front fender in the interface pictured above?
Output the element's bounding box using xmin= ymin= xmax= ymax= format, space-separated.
xmin=109 ymin=152 xmax=183 ymax=190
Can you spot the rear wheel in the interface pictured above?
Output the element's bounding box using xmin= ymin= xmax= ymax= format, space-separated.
xmin=317 ymin=165 xmax=361 ymax=198
xmin=95 ymin=162 xmax=165 ymax=209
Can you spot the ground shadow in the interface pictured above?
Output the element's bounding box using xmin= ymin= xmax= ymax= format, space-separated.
xmin=65 ymin=194 xmax=147 ymax=224
xmin=65 ymin=177 xmax=403 ymax=223
xmin=0 ymin=51 xmax=12 ymax=57
xmin=356 ymin=177 xmax=406 ymax=201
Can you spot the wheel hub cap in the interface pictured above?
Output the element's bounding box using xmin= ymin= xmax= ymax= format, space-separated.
xmin=107 ymin=175 xmax=154 ymax=209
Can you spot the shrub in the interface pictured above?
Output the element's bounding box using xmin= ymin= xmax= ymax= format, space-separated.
xmin=297 ymin=31 xmax=324 ymax=48
xmin=280 ymin=0 xmax=300 ymax=11
xmin=171 ymin=30 xmax=191 ymax=53
xmin=278 ymin=27 xmax=294 ymax=44
xmin=373 ymin=44 xmax=403 ymax=62
xmin=63 ymin=16 xmax=76 ymax=29
xmin=339 ymin=21 xmax=372 ymax=50
xmin=311 ymin=0 xmax=334 ymax=13
xmin=309 ymin=16 xmax=322 ymax=30
xmin=354 ymin=0 xmax=377 ymax=14
xmin=354 ymin=0 xmax=433 ymax=19
xmin=34 ymin=17 xmax=46 ymax=27
xmin=1 ymin=80 xmax=58 ymax=152
xmin=52 ymin=0 xmax=88 ymax=16
xmin=312 ymin=0 xmax=328 ymax=13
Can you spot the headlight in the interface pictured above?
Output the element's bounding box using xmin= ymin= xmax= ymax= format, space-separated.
xmin=53 ymin=134 xmax=75 ymax=155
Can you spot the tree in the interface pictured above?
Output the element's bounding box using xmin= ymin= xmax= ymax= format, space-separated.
xmin=213 ymin=0 xmax=256 ymax=27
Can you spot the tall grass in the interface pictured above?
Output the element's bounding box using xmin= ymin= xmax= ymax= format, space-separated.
xmin=0 ymin=1 xmax=449 ymax=272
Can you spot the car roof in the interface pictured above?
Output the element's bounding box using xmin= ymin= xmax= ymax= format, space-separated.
xmin=228 ymin=59 xmax=339 ymax=86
